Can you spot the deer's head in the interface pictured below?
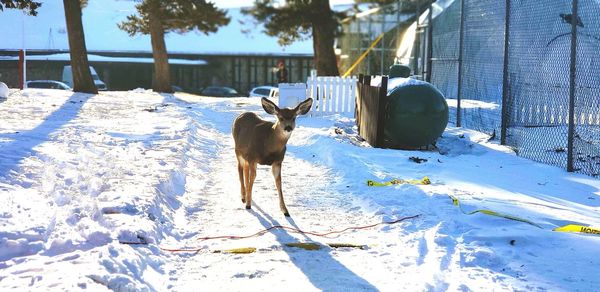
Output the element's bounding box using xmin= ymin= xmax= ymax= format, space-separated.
xmin=261 ymin=97 xmax=313 ymax=137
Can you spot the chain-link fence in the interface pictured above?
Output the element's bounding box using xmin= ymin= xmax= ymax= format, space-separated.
xmin=504 ymin=1 xmax=573 ymax=170
xmin=427 ymin=0 xmax=599 ymax=177
xmin=458 ymin=0 xmax=506 ymax=135
xmin=503 ymin=0 xmax=600 ymax=176
xmin=428 ymin=0 xmax=505 ymax=134
xmin=430 ymin=0 xmax=460 ymax=127
xmin=340 ymin=0 xmax=600 ymax=177
xmin=573 ymin=0 xmax=600 ymax=176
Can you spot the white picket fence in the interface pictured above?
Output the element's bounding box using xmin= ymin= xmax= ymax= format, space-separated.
xmin=306 ymin=75 xmax=358 ymax=116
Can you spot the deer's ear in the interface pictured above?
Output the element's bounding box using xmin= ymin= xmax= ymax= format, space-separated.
xmin=261 ymin=97 xmax=279 ymax=115
xmin=295 ymin=98 xmax=313 ymax=115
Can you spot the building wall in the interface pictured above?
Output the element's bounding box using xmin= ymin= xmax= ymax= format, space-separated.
xmin=0 ymin=51 xmax=314 ymax=94
xmin=225 ymin=56 xmax=314 ymax=94
xmin=0 ymin=60 xmax=68 ymax=87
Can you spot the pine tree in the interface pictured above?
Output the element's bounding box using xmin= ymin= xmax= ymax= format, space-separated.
xmin=244 ymin=0 xmax=433 ymax=76
xmin=0 ymin=0 xmax=41 ymax=15
xmin=119 ymin=0 xmax=230 ymax=93
xmin=243 ymin=0 xmax=343 ymax=76
xmin=63 ymin=0 xmax=97 ymax=94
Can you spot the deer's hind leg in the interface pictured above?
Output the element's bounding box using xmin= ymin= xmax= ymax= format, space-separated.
xmin=236 ymin=155 xmax=246 ymax=203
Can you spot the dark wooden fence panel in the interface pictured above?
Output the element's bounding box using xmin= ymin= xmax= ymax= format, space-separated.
xmin=356 ymin=74 xmax=389 ymax=148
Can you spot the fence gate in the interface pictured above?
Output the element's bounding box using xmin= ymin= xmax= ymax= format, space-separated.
xmin=307 ymin=75 xmax=358 ymax=116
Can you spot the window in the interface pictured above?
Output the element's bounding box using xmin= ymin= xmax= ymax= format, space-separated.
xmin=254 ymin=88 xmax=270 ymax=95
xmin=28 ymin=82 xmax=50 ymax=88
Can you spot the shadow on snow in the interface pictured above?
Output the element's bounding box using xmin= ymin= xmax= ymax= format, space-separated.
xmin=249 ymin=205 xmax=378 ymax=291
xmin=0 ymin=93 xmax=91 ymax=180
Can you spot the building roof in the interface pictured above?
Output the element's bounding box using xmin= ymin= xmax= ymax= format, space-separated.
xmin=0 ymin=0 xmax=313 ymax=56
xmin=0 ymin=53 xmax=207 ymax=65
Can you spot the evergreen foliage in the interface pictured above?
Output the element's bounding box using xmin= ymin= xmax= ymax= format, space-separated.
xmin=118 ymin=0 xmax=230 ymax=37
xmin=243 ymin=0 xmax=433 ymax=76
xmin=0 ymin=0 xmax=42 ymax=15
xmin=118 ymin=0 xmax=229 ymax=92
xmin=242 ymin=0 xmax=345 ymax=47
xmin=243 ymin=0 xmax=343 ymax=76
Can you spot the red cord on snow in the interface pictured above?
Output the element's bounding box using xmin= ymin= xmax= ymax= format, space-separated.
xmin=120 ymin=214 xmax=421 ymax=253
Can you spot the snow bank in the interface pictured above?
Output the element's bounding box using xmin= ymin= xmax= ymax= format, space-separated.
xmin=0 ymin=89 xmax=195 ymax=289
xmin=1 ymin=90 xmax=599 ymax=290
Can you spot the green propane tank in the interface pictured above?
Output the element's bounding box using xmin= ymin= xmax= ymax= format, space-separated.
xmin=383 ymin=77 xmax=448 ymax=148
xmin=389 ymin=64 xmax=411 ymax=78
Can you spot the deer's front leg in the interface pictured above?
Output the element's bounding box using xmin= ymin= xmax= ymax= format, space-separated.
xmin=272 ymin=162 xmax=289 ymax=216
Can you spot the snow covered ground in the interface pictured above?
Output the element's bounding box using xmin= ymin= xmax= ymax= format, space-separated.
xmin=0 ymin=89 xmax=599 ymax=291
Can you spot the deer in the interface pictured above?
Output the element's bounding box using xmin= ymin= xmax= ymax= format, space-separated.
xmin=232 ymin=97 xmax=313 ymax=217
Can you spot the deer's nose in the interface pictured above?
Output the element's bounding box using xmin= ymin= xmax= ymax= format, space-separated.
xmin=284 ymin=126 xmax=293 ymax=132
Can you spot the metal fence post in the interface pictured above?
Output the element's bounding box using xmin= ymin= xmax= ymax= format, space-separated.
xmin=396 ymin=1 xmax=402 ymax=70
xmin=368 ymin=15 xmax=373 ymax=74
xmin=426 ymin=2 xmax=433 ymax=83
xmin=380 ymin=13 xmax=385 ymax=75
xmin=567 ymin=0 xmax=578 ymax=172
xmin=455 ymin=0 xmax=466 ymax=127
xmin=419 ymin=3 xmax=427 ymax=80
xmin=500 ymin=0 xmax=511 ymax=145
xmin=412 ymin=3 xmax=421 ymax=76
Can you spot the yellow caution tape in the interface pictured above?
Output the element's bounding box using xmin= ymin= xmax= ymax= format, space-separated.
xmin=368 ymin=178 xmax=599 ymax=236
xmin=449 ymin=195 xmax=542 ymax=228
xmin=367 ymin=176 xmax=431 ymax=187
xmin=285 ymin=242 xmax=322 ymax=250
xmin=451 ymin=196 xmax=600 ymax=235
xmin=553 ymin=224 xmax=600 ymax=235
xmin=216 ymin=247 xmax=257 ymax=254
xmin=216 ymin=243 xmax=368 ymax=253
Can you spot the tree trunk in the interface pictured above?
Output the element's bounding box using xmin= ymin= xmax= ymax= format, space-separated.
xmin=148 ymin=5 xmax=172 ymax=93
xmin=63 ymin=0 xmax=97 ymax=93
xmin=311 ymin=0 xmax=339 ymax=76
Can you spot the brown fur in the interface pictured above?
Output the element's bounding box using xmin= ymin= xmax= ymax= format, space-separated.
xmin=232 ymin=97 xmax=313 ymax=216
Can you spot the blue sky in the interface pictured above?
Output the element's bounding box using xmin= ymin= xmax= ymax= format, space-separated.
xmin=0 ymin=1 xmax=316 ymax=54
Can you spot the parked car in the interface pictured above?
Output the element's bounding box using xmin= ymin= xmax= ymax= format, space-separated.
xmin=26 ymin=80 xmax=72 ymax=90
xmin=62 ymin=65 xmax=107 ymax=91
xmin=249 ymin=85 xmax=278 ymax=99
xmin=0 ymin=81 xmax=8 ymax=98
xmin=200 ymin=86 xmax=241 ymax=97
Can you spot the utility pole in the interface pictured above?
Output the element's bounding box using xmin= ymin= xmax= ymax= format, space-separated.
xmin=20 ymin=12 xmax=27 ymax=89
